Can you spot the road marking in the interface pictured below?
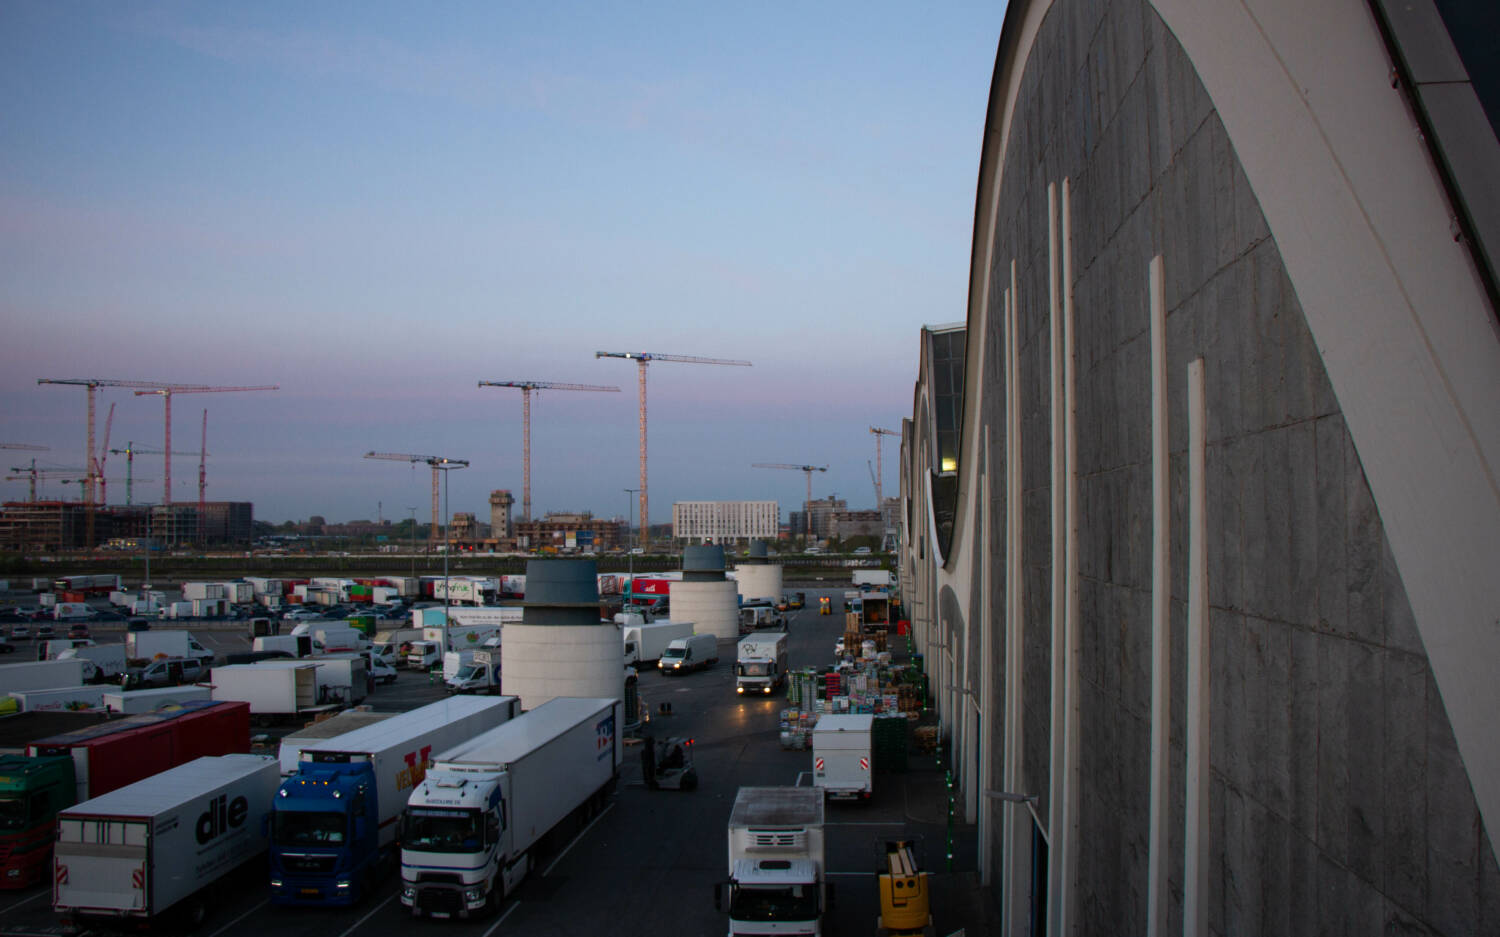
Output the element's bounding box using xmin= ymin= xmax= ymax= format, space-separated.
xmin=334 ymin=892 xmax=395 ymax=937
xmin=207 ymin=898 xmax=268 ymax=937
xmin=543 ymin=801 xmax=615 ymax=877
xmin=479 ymin=900 xmax=520 ymax=937
xmin=0 ymin=891 xmax=46 ymax=916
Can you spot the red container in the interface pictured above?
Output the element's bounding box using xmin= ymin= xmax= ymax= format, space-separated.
xmin=27 ymin=701 xmax=251 ymax=800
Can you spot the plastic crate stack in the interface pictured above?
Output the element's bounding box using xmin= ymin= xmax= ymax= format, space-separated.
xmin=873 ymin=713 xmax=909 ymax=773
xmin=779 ymin=708 xmax=818 ymax=750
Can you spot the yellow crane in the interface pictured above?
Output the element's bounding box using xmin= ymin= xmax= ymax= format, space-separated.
xmin=478 ymin=380 xmax=620 ymax=523
xmin=595 ymin=351 xmax=751 ymax=549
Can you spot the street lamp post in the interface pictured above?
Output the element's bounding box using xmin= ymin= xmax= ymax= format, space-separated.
xmin=406 ymin=507 xmax=417 ymax=580
xmin=435 ymin=462 xmax=466 ymax=659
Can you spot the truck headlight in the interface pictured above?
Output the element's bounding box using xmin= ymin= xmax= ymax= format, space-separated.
xmin=402 ymin=885 xmax=416 ymax=901
xmin=336 ymin=880 xmax=351 ymax=890
xmin=464 ymin=886 xmax=484 ymax=902
xmin=736 ymin=685 xmax=744 ymax=694
xmin=763 ymin=686 xmax=771 ymax=694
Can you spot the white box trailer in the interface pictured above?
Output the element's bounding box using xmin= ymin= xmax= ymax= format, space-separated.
xmin=621 ymin=619 xmax=694 ymax=667
xmin=400 ymin=697 xmax=622 ymax=918
xmin=57 ymin=644 xmax=127 ymax=682
xmin=101 ymin=684 xmax=214 ymax=714
xmin=182 ymin=582 xmax=226 ymax=601
xmin=0 ymin=659 xmax=88 ymax=696
xmin=219 ymin=581 xmax=254 ymax=604
xmin=254 ymin=656 xmax=367 ymax=707
xmin=10 ymin=685 xmax=106 ymax=712
xmin=811 ymin=713 xmax=874 ymax=799
xmin=53 ymin=754 xmax=279 ymax=931
xmin=312 ymin=626 xmax=367 ymax=654
xmin=210 ymin=663 xmax=320 ymax=716
xmin=125 ymin=630 xmax=213 ymax=665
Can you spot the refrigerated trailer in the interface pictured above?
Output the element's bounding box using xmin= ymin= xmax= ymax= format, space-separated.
xmin=53 ymin=754 xmax=280 ymax=932
xmin=399 ymin=697 xmax=622 ymax=918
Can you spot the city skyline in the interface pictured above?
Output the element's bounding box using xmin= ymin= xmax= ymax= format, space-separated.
xmin=0 ymin=3 xmax=1001 ymax=523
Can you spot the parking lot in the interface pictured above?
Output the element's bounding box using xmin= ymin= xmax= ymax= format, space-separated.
xmin=0 ymin=586 xmax=994 ymax=936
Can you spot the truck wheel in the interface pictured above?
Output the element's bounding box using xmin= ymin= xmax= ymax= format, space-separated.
xmin=179 ymin=896 xmax=208 ymax=931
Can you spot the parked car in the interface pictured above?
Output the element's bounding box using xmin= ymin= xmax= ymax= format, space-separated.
xmin=282 ymin=608 xmax=323 ymax=622
xmin=67 ymin=624 xmax=91 ymax=640
xmin=126 ymin=618 xmax=152 ymax=632
xmin=35 ymin=624 xmax=54 ymax=640
xmin=11 ymin=624 xmax=30 ymax=641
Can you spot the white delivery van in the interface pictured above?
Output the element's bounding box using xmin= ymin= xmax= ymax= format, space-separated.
xmin=811 ymin=713 xmax=874 ymax=800
xmin=657 ymin=633 xmax=718 ymax=674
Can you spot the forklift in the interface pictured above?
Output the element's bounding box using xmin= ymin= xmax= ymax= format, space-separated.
xmin=640 ymin=736 xmax=697 ymax=791
xmin=877 ymin=840 xmax=934 ymax=936
xmin=818 ymin=596 xmax=832 ymax=616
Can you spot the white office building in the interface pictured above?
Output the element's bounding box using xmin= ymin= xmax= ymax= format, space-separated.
xmin=671 ymin=501 xmax=778 ymax=542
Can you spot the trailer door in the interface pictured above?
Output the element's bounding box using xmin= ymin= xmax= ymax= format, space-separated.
xmin=55 ymin=816 xmax=150 ymax=914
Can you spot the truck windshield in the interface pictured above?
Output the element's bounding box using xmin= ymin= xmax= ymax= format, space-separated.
xmin=400 ymin=807 xmax=484 ymax=853
xmin=0 ymin=796 xmax=36 ymax=831
xmin=454 ymin=666 xmax=482 ymax=682
xmin=729 ymin=884 xmax=819 ymax=922
xmin=273 ymin=810 xmax=346 ymax=845
xmin=738 ymin=662 xmax=770 ymax=677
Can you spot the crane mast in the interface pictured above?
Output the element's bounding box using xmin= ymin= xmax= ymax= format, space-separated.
xmin=134 ymin=384 xmax=277 ymax=505
xmin=596 ymin=351 xmax=751 ymax=549
xmin=364 ymin=452 xmax=470 ymax=548
xmin=751 ymin=463 xmax=829 ymax=541
xmin=869 ymin=427 xmax=898 ymax=507
xmin=478 ymin=380 xmax=619 ymax=524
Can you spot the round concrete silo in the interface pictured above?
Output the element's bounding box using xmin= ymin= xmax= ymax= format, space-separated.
xmin=669 ymin=545 xmax=739 ymax=642
xmin=502 ymin=558 xmax=623 ymax=711
xmin=734 ymin=539 xmax=782 ymax=604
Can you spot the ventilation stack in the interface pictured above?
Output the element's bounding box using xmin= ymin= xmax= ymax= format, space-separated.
xmin=733 ymin=539 xmax=782 ymax=605
xmin=501 ymin=558 xmax=621 ymax=711
xmin=669 ymin=545 xmax=739 ymax=642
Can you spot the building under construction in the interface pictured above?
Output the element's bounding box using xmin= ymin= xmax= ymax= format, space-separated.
xmin=0 ymin=501 xmax=253 ymax=552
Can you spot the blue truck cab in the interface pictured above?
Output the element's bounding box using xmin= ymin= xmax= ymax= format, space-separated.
xmin=269 ymin=760 xmax=380 ymax=906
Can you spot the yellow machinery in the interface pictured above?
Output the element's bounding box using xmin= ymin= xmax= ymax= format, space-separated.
xmin=819 ymin=596 xmax=832 ymax=615
xmin=877 ymin=840 xmax=933 ymax=936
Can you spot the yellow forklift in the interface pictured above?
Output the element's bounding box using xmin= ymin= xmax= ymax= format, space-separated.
xmin=818 ymin=595 xmax=832 ymax=615
xmin=877 ymin=840 xmax=934 ymax=936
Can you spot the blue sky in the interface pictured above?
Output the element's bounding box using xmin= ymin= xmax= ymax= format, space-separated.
xmin=0 ymin=2 xmax=1001 ymax=526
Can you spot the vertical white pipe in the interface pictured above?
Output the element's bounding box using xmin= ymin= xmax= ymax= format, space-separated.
xmin=1184 ymin=358 xmax=1210 ymax=937
xmin=1000 ymin=284 xmax=1018 ymax=932
xmin=1058 ymin=177 xmax=1081 ymax=937
xmin=1148 ymin=255 xmax=1171 ymax=937
xmin=980 ymin=423 xmax=996 ymax=885
xmin=1046 ymin=182 xmax=1067 ymax=934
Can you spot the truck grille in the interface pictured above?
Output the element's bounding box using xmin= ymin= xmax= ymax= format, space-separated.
xmin=282 ymin=854 xmax=337 ymax=875
xmin=415 ymin=886 xmax=463 ymax=915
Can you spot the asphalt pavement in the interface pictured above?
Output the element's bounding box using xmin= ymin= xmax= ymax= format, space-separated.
xmin=0 ymin=586 xmax=1000 ymax=936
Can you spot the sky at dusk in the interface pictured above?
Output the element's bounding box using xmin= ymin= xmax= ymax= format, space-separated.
xmin=0 ymin=2 xmax=1002 ymax=526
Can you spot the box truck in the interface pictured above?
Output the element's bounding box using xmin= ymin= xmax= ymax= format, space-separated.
xmin=371 ymin=628 xmax=421 ymax=665
xmin=9 ymin=686 xmax=105 ymax=713
xmin=269 ymin=695 xmax=521 ymax=906
xmin=811 ymin=713 xmax=874 ymax=800
xmin=446 ymin=648 xmax=502 ymax=694
xmin=124 ymin=630 xmax=214 ymax=666
xmin=55 ymin=645 xmax=126 ymax=683
xmin=399 ymin=697 xmax=622 ymax=918
xmin=658 ymin=634 xmax=718 ymax=674
xmin=621 ymin=620 xmax=694 ymax=668
xmin=255 ymin=655 xmax=368 ymax=707
xmin=53 ymin=754 xmax=279 ymax=932
xmin=209 ymin=664 xmax=327 ymax=719
xmin=734 ymin=632 xmax=788 ymax=695
xmin=715 ymin=787 xmax=830 ymax=936
xmin=0 ymin=701 xmax=250 ymax=889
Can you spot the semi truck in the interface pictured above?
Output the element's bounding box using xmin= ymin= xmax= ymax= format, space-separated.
xmin=275 ymin=710 xmax=395 ymax=775
xmin=621 ymin=620 xmax=694 ymax=668
xmin=399 ymin=697 xmax=622 ymax=918
xmin=209 ymin=663 xmax=328 ymax=719
xmin=0 ymin=701 xmax=250 ymax=889
xmin=268 ymin=695 xmax=520 ymax=907
xmin=53 ymin=754 xmax=280 ymax=932
xmin=811 ymin=713 xmax=874 ymax=800
xmin=734 ymin=632 xmax=788 ymax=695
xmin=715 ymin=786 xmax=831 ymax=935
xmin=124 ymin=630 xmax=214 ymax=666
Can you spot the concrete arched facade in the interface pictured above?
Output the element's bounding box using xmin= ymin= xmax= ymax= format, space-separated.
xmin=901 ymin=0 xmax=1500 ymax=933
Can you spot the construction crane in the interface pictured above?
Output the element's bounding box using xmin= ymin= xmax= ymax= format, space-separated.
xmin=363 ymin=452 xmax=470 ymax=548
xmin=0 ymin=444 xmax=48 ymax=452
xmin=478 ymin=380 xmax=620 ymax=524
xmin=596 ymin=351 xmax=752 ymax=549
xmin=96 ymin=404 xmax=116 ymax=506
xmin=134 ymin=384 xmax=278 ymax=503
xmin=751 ymin=463 xmax=828 ymax=541
xmin=6 ymin=465 xmax=87 ymax=502
xmin=38 ymin=378 xmax=193 ymax=545
xmin=198 ymin=409 xmax=208 ymax=547
xmin=869 ymin=427 xmax=898 ymax=507
xmin=108 ymin=443 xmax=196 ymax=506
